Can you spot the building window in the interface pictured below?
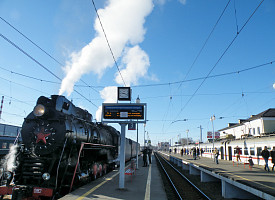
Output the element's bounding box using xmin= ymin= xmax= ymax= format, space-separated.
xmin=250 ymin=147 xmax=255 ymax=155
xmin=244 ymin=147 xmax=249 ymax=155
xmin=257 ymin=127 xmax=260 ymax=135
xmin=253 ymin=128 xmax=255 ymax=135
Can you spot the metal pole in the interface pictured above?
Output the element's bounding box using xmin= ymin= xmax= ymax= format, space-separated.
xmin=119 ymin=123 xmax=126 ymax=189
xmin=144 ymin=124 xmax=146 ymax=148
xmin=0 ymin=96 xmax=4 ymax=120
xmin=136 ymin=120 xmax=139 ymax=169
xmin=136 ymin=96 xmax=140 ymax=169
xmin=186 ymin=129 xmax=189 ymax=154
xmin=199 ymin=125 xmax=202 ymax=150
xmin=211 ymin=115 xmax=215 ymax=161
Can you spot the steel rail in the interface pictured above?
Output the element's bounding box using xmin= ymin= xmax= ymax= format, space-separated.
xmin=155 ymin=153 xmax=183 ymax=200
xmin=155 ymin=152 xmax=212 ymax=200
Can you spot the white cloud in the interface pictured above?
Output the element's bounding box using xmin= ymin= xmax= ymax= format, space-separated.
xmin=59 ymin=0 xmax=154 ymax=96
xmin=154 ymin=0 xmax=166 ymax=6
xmin=178 ymin=0 xmax=187 ymax=5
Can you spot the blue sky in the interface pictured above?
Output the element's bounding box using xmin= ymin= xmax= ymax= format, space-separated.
xmin=0 ymin=0 xmax=275 ymax=146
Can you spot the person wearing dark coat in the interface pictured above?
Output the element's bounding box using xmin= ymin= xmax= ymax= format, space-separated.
xmin=142 ymin=148 xmax=148 ymax=167
xmin=271 ymin=147 xmax=275 ymax=171
xmin=193 ymin=148 xmax=197 ymax=160
xmin=261 ymin=146 xmax=270 ymax=172
xmin=196 ymin=147 xmax=200 ymax=159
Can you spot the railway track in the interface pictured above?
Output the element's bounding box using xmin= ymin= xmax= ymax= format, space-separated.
xmin=155 ymin=152 xmax=211 ymax=200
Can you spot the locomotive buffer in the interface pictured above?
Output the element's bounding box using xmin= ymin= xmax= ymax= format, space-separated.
xmin=102 ymin=102 xmax=147 ymax=189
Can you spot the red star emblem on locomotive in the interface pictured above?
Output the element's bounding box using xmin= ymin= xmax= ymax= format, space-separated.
xmin=35 ymin=127 xmax=51 ymax=144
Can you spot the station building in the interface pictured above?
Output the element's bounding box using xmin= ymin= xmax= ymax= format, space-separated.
xmin=158 ymin=142 xmax=170 ymax=152
xmin=219 ymin=108 xmax=275 ymax=139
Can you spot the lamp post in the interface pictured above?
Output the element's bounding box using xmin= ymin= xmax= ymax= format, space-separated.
xmin=210 ymin=115 xmax=216 ymax=160
xmin=136 ymin=96 xmax=140 ymax=169
xmin=198 ymin=125 xmax=202 ymax=151
xmin=186 ymin=129 xmax=189 ymax=154
xmin=144 ymin=123 xmax=146 ymax=148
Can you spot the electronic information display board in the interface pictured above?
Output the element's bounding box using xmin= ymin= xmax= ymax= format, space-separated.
xmin=103 ymin=104 xmax=145 ymax=120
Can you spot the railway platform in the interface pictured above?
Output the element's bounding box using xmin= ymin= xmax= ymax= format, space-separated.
xmin=163 ymin=151 xmax=275 ymax=200
xmin=60 ymin=153 xmax=167 ymax=200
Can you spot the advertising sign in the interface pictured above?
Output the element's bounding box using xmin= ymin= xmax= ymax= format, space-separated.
xmin=207 ymin=131 xmax=220 ymax=138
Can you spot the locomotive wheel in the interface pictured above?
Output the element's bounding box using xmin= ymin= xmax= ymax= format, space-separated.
xmin=11 ymin=189 xmax=23 ymax=200
xmin=99 ymin=164 xmax=102 ymax=177
xmin=103 ymin=164 xmax=107 ymax=175
xmin=92 ymin=164 xmax=97 ymax=180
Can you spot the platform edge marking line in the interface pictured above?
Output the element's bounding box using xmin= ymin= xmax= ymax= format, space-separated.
xmin=76 ymin=171 xmax=119 ymax=200
xmin=144 ymin=163 xmax=152 ymax=200
xmin=181 ymin=158 xmax=275 ymax=191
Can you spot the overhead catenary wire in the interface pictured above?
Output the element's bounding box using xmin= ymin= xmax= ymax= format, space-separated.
xmin=177 ymin=0 xmax=232 ymax=90
xmin=233 ymin=0 xmax=239 ymax=34
xmin=0 ymin=92 xmax=34 ymax=107
xmin=173 ymin=0 xmax=265 ymax=123
xmin=0 ymin=16 xmax=100 ymax=94
xmin=1 ymin=59 xmax=273 ymax=89
xmin=0 ymin=33 xmax=99 ymax=109
xmin=91 ymin=0 xmax=126 ymax=87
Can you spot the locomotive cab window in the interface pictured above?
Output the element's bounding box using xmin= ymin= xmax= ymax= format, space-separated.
xmin=2 ymin=143 xmax=7 ymax=149
xmin=62 ymin=102 xmax=70 ymax=110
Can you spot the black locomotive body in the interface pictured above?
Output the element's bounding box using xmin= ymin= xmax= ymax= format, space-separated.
xmin=0 ymin=95 xmax=139 ymax=200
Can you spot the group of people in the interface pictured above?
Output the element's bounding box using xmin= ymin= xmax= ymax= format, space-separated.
xmin=261 ymin=146 xmax=275 ymax=172
xmin=142 ymin=147 xmax=152 ymax=167
xmin=170 ymin=147 xmax=204 ymax=159
xmin=190 ymin=147 xmax=203 ymax=160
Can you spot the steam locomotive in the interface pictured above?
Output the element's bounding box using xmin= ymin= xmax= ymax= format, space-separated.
xmin=0 ymin=95 xmax=139 ymax=199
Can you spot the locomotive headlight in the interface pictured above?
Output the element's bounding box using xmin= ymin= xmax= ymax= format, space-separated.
xmin=33 ymin=104 xmax=45 ymax=117
xmin=42 ymin=173 xmax=50 ymax=181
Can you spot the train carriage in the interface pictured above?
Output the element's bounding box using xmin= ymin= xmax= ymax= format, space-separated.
xmin=170 ymin=135 xmax=275 ymax=167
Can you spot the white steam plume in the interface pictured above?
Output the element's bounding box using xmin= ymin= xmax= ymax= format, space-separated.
xmin=96 ymin=86 xmax=117 ymax=122
xmin=59 ymin=0 xmax=154 ymax=96
xmin=115 ymin=45 xmax=150 ymax=86
xmin=1 ymin=144 xmax=18 ymax=173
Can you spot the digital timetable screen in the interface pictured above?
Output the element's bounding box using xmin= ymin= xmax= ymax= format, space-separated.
xmin=103 ymin=104 xmax=144 ymax=119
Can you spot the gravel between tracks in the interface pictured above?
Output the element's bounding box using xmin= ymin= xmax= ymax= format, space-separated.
xmin=155 ymin=153 xmax=232 ymax=200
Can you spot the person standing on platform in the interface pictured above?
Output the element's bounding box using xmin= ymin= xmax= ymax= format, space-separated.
xmin=193 ymin=148 xmax=197 ymax=160
xmin=214 ymin=148 xmax=219 ymax=164
xmin=271 ymin=147 xmax=275 ymax=171
xmin=261 ymin=146 xmax=270 ymax=172
xmin=236 ymin=146 xmax=241 ymax=162
xmin=196 ymin=147 xmax=200 ymax=159
xmin=142 ymin=148 xmax=148 ymax=167
xmin=180 ymin=148 xmax=183 ymax=157
xmin=200 ymin=148 xmax=204 ymax=157
xmin=148 ymin=148 xmax=152 ymax=164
